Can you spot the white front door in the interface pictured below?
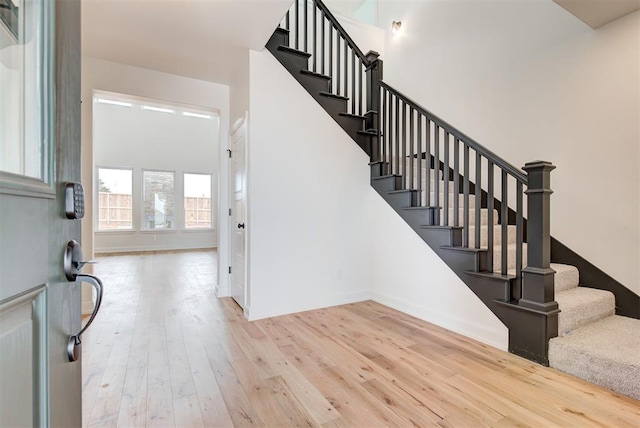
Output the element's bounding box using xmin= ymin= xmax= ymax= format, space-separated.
xmin=230 ymin=117 xmax=247 ymax=309
xmin=0 ymin=1 xmax=83 ymax=425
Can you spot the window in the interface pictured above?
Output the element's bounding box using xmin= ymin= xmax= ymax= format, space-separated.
xmin=143 ymin=170 xmax=175 ymax=229
xmin=97 ymin=168 xmax=133 ymax=230
xmin=184 ymin=173 xmax=212 ymax=229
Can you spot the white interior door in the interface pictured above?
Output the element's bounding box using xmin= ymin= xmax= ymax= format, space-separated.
xmin=0 ymin=1 xmax=82 ymax=425
xmin=230 ymin=117 xmax=247 ymax=309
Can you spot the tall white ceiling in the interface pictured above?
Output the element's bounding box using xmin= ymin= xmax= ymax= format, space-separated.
xmin=81 ymin=0 xmax=293 ymax=84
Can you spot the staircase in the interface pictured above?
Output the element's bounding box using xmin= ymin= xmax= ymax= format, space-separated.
xmin=265 ymin=0 xmax=640 ymax=401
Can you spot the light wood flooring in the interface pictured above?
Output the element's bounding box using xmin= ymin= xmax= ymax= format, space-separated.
xmin=83 ymin=251 xmax=640 ymax=427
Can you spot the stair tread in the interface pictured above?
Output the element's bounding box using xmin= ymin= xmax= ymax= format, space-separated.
xmin=440 ymin=246 xmax=486 ymax=254
xmin=466 ymin=270 xmax=517 ymax=281
xmin=277 ymin=45 xmax=312 ymax=58
xmin=550 ymin=315 xmax=640 ymax=366
xmin=339 ymin=112 xmax=366 ymax=120
xmin=300 ymin=69 xmax=331 ymax=80
xmin=555 ymin=287 xmax=615 ymax=335
xmin=372 ymin=174 xmax=401 ymax=180
xmin=319 ymin=91 xmax=349 ymax=101
xmin=387 ymin=189 xmax=414 ymax=195
xmin=549 ymin=315 xmax=640 ymax=400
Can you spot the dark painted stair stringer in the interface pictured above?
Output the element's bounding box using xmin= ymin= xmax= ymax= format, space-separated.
xmin=266 ymin=28 xmax=378 ymax=157
xmin=266 ymin=27 xmax=557 ymax=364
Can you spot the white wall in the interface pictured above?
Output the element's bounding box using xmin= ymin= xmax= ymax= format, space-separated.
xmin=369 ymin=191 xmax=509 ymax=349
xmin=229 ymin=49 xmax=250 ymax=125
xmin=377 ymin=1 xmax=640 ymax=295
xmin=93 ymin=96 xmax=219 ymax=253
xmin=248 ymin=49 xmax=373 ymax=319
xmin=246 ymin=48 xmax=507 ymax=349
xmin=81 ymin=57 xmax=231 ymax=295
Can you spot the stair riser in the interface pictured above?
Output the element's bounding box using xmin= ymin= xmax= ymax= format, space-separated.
xmin=415 ymin=227 xmax=460 ymax=248
xmin=434 ymin=208 xmax=499 ymax=227
xmin=439 ymin=248 xmax=488 ymax=273
xmin=272 ymin=48 xmax=310 ymax=77
xmin=386 ymin=191 xmax=416 ymax=208
xmin=400 ymin=208 xmax=439 ymax=227
xmin=371 ymin=176 xmax=402 ymax=193
xmin=424 ymin=193 xmax=477 ymax=209
xmin=335 ymin=115 xmax=364 ymax=137
xmin=317 ymin=95 xmax=347 ymax=118
xmin=491 ymin=244 xmax=528 ymax=274
xmin=468 ymin=225 xmax=518 ymax=248
xmin=556 ymin=290 xmax=615 ymax=336
xmin=266 ymin=28 xmax=289 ymax=52
xmin=297 ymin=71 xmax=330 ymax=94
xmin=370 ymin=162 xmax=390 ymax=178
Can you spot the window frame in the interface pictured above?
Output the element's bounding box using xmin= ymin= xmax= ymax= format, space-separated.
xmin=142 ymin=168 xmax=176 ymax=231
xmin=183 ymin=172 xmax=214 ymax=230
xmin=95 ymin=166 xmax=134 ymax=232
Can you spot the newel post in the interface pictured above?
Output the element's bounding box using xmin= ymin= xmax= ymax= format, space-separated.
xmin=365 ymin=50 xmax=382 ymax=161
xmin=521 ymin=160 xmax=559 ymax=342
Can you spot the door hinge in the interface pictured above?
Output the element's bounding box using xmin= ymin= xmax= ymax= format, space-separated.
xmin=228 ymin=266 xmax=232 ymax=274
xmin=229 ymin=208 xmax=232 ymax=216
xmin=227 ymin=149 xmax=232 ymax=158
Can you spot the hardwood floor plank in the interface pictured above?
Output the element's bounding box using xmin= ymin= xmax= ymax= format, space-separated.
xmin=146 ymin=380 xmax=175 ymax=427
xmin=173 ymin=394 xmax=205 ymax=428
xmin=203 ymin=341 xmax=264 ymax=427
xmin=84 ymin=251 xmax=640 ymax=428
xmin=116 ymin=365 xmax=148 ymax=427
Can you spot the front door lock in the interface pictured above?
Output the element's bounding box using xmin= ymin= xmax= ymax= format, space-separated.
xmin=64 ymin=239 xmax=96 ymax=281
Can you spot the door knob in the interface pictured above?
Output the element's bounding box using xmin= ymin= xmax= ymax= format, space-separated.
xmin=237 ymin=223 xmax=245 ymax=229
xmin=64 ymin=239 xmax=96 ymax=281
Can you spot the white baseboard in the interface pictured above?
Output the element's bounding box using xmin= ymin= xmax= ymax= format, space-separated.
xmin=371 ymin=290 xmax=508 ymax=351
xmin=247 ymin=289 xmax=372 ymax=321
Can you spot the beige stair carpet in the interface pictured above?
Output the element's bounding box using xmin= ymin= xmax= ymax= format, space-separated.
xmin=548 ymin=315 xmax=640 ymax=401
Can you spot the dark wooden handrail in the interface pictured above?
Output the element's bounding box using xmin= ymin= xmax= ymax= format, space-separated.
xmin=379 ymin=81 xmax=527 ymax=184
xmin=314 ymin=0 xmax=371 ymax=65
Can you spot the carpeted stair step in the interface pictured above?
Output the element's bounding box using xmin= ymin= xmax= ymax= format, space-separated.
xmin=555 ymin=287 xmax=615 ymax=336
xmin=450 ymin=207 xmax=499 ymax=226
xmin=423 ymin=192 xmax=477 ymax=208
xmin=491 ymin=243 xmax=527 ymax=273
xmin=552 ymin=263 xmax=580 ymax=292
xmin=468 ymin=224 xmax=517 ymax=248
xmin=549 ymin=315 xmax=640 ymax=400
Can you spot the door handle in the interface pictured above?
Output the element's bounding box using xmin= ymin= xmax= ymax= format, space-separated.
xmin=237 ymin=223 xmax=245 ymax=229
xmin=63 ymin=239 xmax=103 ymax=362
xmin=67 ymin=273 xmax=103 ymax=362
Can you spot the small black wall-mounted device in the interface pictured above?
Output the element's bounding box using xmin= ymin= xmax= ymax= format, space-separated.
xmin=65 ymin=182 xmax=85 ymax=219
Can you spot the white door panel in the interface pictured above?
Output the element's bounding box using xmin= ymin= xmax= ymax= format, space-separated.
xmin=230 ymin=118 xmax=247 ymax=309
